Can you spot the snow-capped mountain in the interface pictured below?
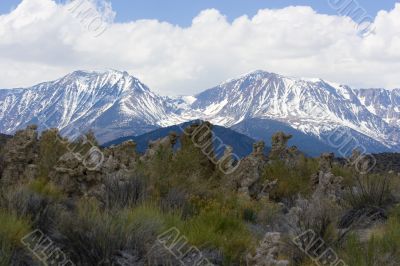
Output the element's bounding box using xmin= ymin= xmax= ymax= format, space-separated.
xmin=0 ymin=70 xmax=176 ymax=142
xmin=0 ymin=69 xmax=399 ymax=154
xmin=172 ymin=70 xmax=400 ymax=153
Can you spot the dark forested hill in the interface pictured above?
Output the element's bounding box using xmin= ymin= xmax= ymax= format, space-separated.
xmin=104 ymin=121 xmax=270 ymax=158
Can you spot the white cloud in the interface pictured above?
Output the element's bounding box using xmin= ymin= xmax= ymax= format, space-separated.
xmin=0 ymin=0 xmax=400 ymax=95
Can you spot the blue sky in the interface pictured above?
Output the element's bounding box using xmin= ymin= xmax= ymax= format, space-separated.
xmin=1 ymin=0 xmax=398 ymax=26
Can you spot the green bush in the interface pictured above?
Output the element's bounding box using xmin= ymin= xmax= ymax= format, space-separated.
xmin=345 ymin=175 xmax=392 ymax=210
xmin=99 ymin=173 xmax=146 ymax=209
xmin=0 ymin=210 xmax=32 ymax=266
xmin=28 ymin=178 xmax=64 ymax=200
xmin=341 ymin=206 xmax=400 ymax=265
xmin=179 ymin=207 xmax=254 ymax=264
xmin=53 ymin=200 xmax=181 ymax=265
xmin=242 ymin=207 xmax=257 ymax=223
xmin=0 ymin=186 xmax=60 ymax=234
xmin=340 ymin=174 xmax=393 ymax=228
xmin=54 ymin=200 xmax=131 ymax=264
xmin=264 ymin=156 xmax=318 ymax=201
xmin=37 ymin=129 xmax=67 ymax=178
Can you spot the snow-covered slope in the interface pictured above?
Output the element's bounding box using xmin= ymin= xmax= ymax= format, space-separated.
xmin=0 ymin=70 xmax=176 ymax=142
xmin=354 ymin=88 xmax=400 ymax=128
xmin=175 ymin=70 xmax=399 ymax=152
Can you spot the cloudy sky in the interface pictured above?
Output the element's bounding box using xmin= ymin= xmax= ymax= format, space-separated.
xmin=0 ymin=0 xmax=400 ymax=95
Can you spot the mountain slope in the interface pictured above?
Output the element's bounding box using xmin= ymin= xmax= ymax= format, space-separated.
xmin=354 ymin=88 xmax=400 ymax=128
xmin=231 ymin=118 xmax=336 ymax=157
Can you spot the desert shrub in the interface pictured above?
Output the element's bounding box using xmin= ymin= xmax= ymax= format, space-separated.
xmin=158 ymin=192 xmax=256 ymax=264
xmin=346 ymin=175 xmax=392 ymax=209
xmin=53 ymin=200 xmax=180 ymax=265
xmin=291 ymin=198 xmax=339 ymax=240
xmin=332 ymin=163 xmax=355 ymax=186
xmin=188 ymin=191 xmax=273 ymax=226
xmin=146 ymin=144 xmax=174 ymax=180
xmin=255 ymin=200 xmax=282 ymax=226
xmin=37 ymin=129 xmax=67 ymax=178
xmin=0 ymin=186 xmax=60 ymax=234
xmin=177 ymin=203 xmax=254 ymax=265
xmin=340 ymin=174 xmax=393 ymax=228
xmin=0 ymin=210 xmax=32 ymax=266
xmin=379 ymin=213 xmax=400 ymax=260
xmin=99 ymin=173 xmax=146 ymax=209
xmin=172 ymin=132 xmax=216 ymax=182
xmin=341 ymin=229 xmax=400 ymax=266
xmin=144 ymin=140 xmax=220 ymax=200
xmin=28 ymin=178 xmax=64 ymax=200
xmin=54 ymin=200 xmax=129 ymax=265
xmin=282 ymin=197 xmax=341 ymax=265
xmin=265 ymin=156 xmax=317 ymax=202
xmin=340 ymin=234 xmax=371 ymax=266
xmin=339 ymin=206 xmax=400 ymax=266
xmin=0 ymin=154 xmax=5 ymax=180
xmin=160 ymin=188 xmax=194 ymax=218
xmin=242 ymin=207 xmax=257 ymax=223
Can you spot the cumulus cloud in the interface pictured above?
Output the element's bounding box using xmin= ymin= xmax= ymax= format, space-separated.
xmin=0 ymin=0 xmax=400 ymax=95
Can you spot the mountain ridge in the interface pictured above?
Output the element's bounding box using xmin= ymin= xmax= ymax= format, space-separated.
xmin=0 ymin=69 xmax=399 ymax=154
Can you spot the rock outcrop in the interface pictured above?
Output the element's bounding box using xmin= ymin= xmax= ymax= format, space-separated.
xmin=141 ymin=132 xmax=178 ymax=161
xmin=347 ymin=149 xmax=375 ymax=174
xmin=230 ymin=141 xmax=268 ymax=199
xmin=50 ymin=151 xmax=103 ymax=197
xmin=247 ymin=232 xmax=289 ymax=266
xmin=269 ymin=132 xmax=301 ymax=168
xmin=311 ymin=153 xmax=344 ymax=202
xmin=104 ymin=140 xmax=138 ymax=171
xmin=269 ymin=132 xmax=292 ymax=160
xmin=218 ymin=145 xmax=236 ymax=173
xmin=0 ymin=125 xmax=39 ymax=185
xmin=51 ymin=139 xmax=139 ymax=197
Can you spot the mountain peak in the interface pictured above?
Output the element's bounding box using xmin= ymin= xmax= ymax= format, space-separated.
xmin=220 ymin=70 xmax=349 ymax=93
xmin=66 ymin=69 xmax=131 ymax=80
xmin=56 ymin=69 xmax=150 ymax=93
xmin=247 ymin=69 xmax=269 ymax=75
xmin=221 ymin=69 xmax=270 ymax=85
